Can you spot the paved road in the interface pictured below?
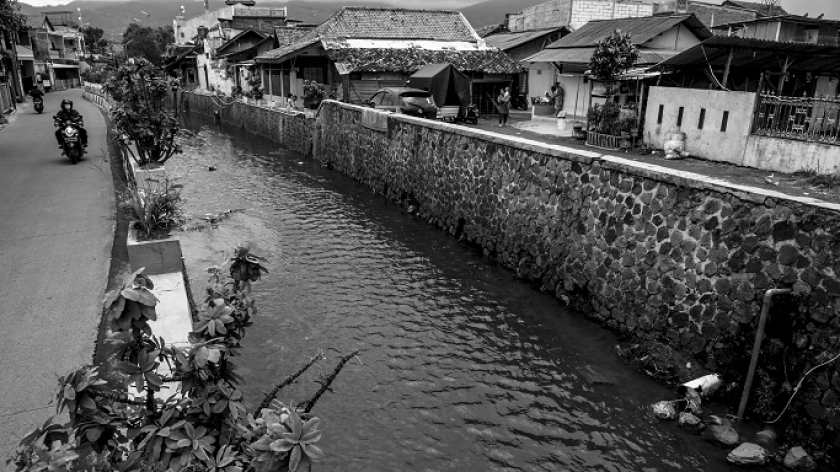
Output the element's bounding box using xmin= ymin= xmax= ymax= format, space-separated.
xmin=0 ymin=90 xmax=114 ymax=466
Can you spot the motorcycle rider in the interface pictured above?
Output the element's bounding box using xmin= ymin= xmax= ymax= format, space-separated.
xmin=54 ymin=98 xmax=88 ymax=153
xmin=29 ymin=87 xmax=44 ymax=102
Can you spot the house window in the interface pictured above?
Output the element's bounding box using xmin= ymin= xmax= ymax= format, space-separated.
xmin=698 ymin=108 xmax=706 ymax=130
xmin=677 ymin=107 xmax=684 ymax=127
xmin=721 ymin=111 xmax=730 ymax=132
xmin=303 ymin=67 xmax=324 ymax=83
xmin=537 ymin=69 xmax=542 ymax=75
xmin=657 ymin=104 xmax=664 ymax=124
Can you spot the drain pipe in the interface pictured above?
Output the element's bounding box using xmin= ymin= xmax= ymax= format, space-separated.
xmin=736 ymin=288 xmax=792 ymax=422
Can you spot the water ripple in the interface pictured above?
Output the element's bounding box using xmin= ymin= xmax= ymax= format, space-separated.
xmin=168 ymin=116 xmax=739 ymax=472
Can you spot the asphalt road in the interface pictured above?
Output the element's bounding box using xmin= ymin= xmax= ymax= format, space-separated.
xmin=0 ymin=90 xmax=114 ymax=466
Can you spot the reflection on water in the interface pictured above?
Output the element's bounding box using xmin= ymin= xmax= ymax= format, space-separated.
xmin=168 ymin=115 xmax=738 ymax=472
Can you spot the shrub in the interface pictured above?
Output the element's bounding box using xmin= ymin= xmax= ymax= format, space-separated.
xmin=105 ymin=59 xmax=182 ymax=166
xmin=10 ymin=250 xmax=357 ymax=472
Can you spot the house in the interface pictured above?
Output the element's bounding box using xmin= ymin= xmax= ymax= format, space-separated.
xmin=484 ymin=27 xmax=570 ymax=103
xmin=653 ymin=1 xmax=770 ymax=29
xmin=713 ymin=15 xmax=840 ymax=45
xmin=505 ymin=0 xmax=657 ymax=32
xmin=720 ymin=0 xmax=788 ymax=17
xmin=168 ymin=1 xmax=292 ymax=95
xmin=16 ymin=13 xmax=84 ymax=93
xmin=646 ymin=36 xmax=840 ymax=174
xmin=523 ymin=13 xmax=712 ymax=118
xmin=255 ymin=7 xmax=521 ymax=114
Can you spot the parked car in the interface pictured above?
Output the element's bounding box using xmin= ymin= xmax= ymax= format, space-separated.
xmin=366 ymin=88 xmax=438 ymax=119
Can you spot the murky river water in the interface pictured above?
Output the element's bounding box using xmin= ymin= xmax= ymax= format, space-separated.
xmin=168 ymin=114 xmax=740 ymax=472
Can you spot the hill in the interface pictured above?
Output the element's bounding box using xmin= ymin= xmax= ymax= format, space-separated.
xmin=460 ymin=0 xmax=548 ymax=28
xmin=18 ymin=0 xmax=391 ymax=42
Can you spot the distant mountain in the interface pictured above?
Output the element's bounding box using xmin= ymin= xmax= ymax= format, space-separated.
xmin=18 ymin=0 xmax=557 ymax=41
xmin=18 ymin=0 xmax=392 ymax=42
xmin=460 ymin=0 xmax=548 ymax=28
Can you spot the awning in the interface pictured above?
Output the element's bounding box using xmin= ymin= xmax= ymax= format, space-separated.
xmin=51 ymin=64 xmax=79 ymax=69
xmin=656 ymin=36 xmax=840 ymax=73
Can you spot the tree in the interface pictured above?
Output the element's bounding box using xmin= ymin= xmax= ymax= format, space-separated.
xmin=123 ymin=23 xmax=173 ymax=66
xmin=81 ymin=25 xmax=108 ymax=53
xmin=0 ymin=0 xmax=25 ymax=33
xmin=588 ymin=29 xmax=639 ymax=84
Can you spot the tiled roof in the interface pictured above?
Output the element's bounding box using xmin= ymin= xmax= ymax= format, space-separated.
xmin=545 ymin=14 xmax=712 ymax=49
xmin=687 ymin=3 xmax=758 ymax=28
xmin=476 ymin=24 xmax=507 ymax=38
xmin=275 ymin=26 xmax=314 ymax=46
xmin=324 ymin=47 xmax=522 ymax=74
xmin=722 ymin=0 xmax=788 ymax=16
xmin=302 ymin=7 xmax=478 ymax=42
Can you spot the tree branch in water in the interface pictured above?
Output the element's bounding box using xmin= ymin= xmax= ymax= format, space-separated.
xmin=302 ymin=350 xmax=360 ymax=413
xmin=258 ymin=351 xmax=324 ymax=412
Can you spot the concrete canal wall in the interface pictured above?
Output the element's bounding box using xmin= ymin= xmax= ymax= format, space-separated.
xmin=182 ymin=92 xmax=840 ymax=449
xmin=184 ymin=92 xmax=313 ymax=157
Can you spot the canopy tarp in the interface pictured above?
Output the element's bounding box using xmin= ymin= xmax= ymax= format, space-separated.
xmin=409 ymin=63 xmax=471 ymax=113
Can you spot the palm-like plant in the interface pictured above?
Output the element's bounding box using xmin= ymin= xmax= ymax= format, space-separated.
xmin=103 ymin=267 xmax=159 ymax=332
xmin=195 ymin=300 xmax=235 ymax=337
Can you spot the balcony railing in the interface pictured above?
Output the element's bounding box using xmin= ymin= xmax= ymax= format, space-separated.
xmin=753 ymin=94 xmax=840 ymax=146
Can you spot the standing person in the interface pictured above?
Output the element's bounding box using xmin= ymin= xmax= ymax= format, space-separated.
xmin=497 ymin=87 xmax=510 ymax=127
xmin=553 ymin=83 xmax=565 ymax=117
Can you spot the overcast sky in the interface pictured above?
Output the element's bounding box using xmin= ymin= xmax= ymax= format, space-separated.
xmin=18 ymin=0 xmax=840 ymax=18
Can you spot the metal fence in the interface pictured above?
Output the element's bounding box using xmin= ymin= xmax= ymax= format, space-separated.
xmin=753 ymin=94 xmax=840 ymax=145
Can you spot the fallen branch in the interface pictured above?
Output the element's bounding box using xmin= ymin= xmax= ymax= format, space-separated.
xmin=302 ymin=350 xmax=360 ymax=413
xmin=258 ymin=351 xmax=324 ymax=412
xmin=767 ymin=350 xmax=840 ymax=424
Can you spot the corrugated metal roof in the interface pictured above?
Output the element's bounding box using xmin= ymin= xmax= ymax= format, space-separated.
xmin=526 ymin=47 xmax=679 ymax=65
xmin=657 ymin=36 xmax=840 ymax=72
xmin=256 ymin=37 xmax=321 ymax=62
xmin=544 ymin=14 xmax=712 ymax=49
xmin=484 ymin=27 xmax=568 ymax=51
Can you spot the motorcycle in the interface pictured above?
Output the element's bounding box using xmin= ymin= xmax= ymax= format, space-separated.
xmin=33 ymin=97 xmax=44 ymax=114
xmin=56 ymin=119 xmax=84 ymax=164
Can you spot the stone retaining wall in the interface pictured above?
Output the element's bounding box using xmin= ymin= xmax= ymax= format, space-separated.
xmin=183 ymin=92 xmax=313 ymax=157
xmin=313 ymin=101 xmax=840 ymax=452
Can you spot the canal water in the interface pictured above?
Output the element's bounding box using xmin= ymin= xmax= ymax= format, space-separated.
xmin=169 ymin=114 xmax=741 ymax=472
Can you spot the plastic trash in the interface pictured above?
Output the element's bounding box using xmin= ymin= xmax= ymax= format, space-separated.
xmin=678 ymin=374 xmax=722 ymax=398
xmin=652 ymin=401 xmax=676 ymax=420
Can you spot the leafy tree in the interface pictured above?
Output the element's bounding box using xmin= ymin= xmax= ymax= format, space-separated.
xmin=0 ymin=0 xmax=25 ymax=33
xmin=81 ymin=25 xmax=108 ymax=53
xmin=588 ymin=29 xmax=639 ymax=83
xmin=123 ymin=23 xmax=173 ymax=66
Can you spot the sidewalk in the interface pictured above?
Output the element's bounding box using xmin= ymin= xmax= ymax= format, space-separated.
xmin=0 ymin=89 xmax=115 ymax=465
xmin=470 ymin=114 xmax=840 ymax=205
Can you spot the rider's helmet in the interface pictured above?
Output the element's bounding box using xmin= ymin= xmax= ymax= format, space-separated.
xmin=61 ymin=98 xmax=73 ymax=110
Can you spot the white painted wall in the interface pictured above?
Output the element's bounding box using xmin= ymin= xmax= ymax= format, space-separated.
xmin=528 ymin=62 xmax=555 ymax=102
xmin=646 ymin=24 xmax=703 ymax=50
xmin=644 ymin=86 xmax=757 ymax=165
xmin=557 ymin=74 xmax=588 ymax=118
xmin=742 ymin=136 xmax=840 ymax=174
